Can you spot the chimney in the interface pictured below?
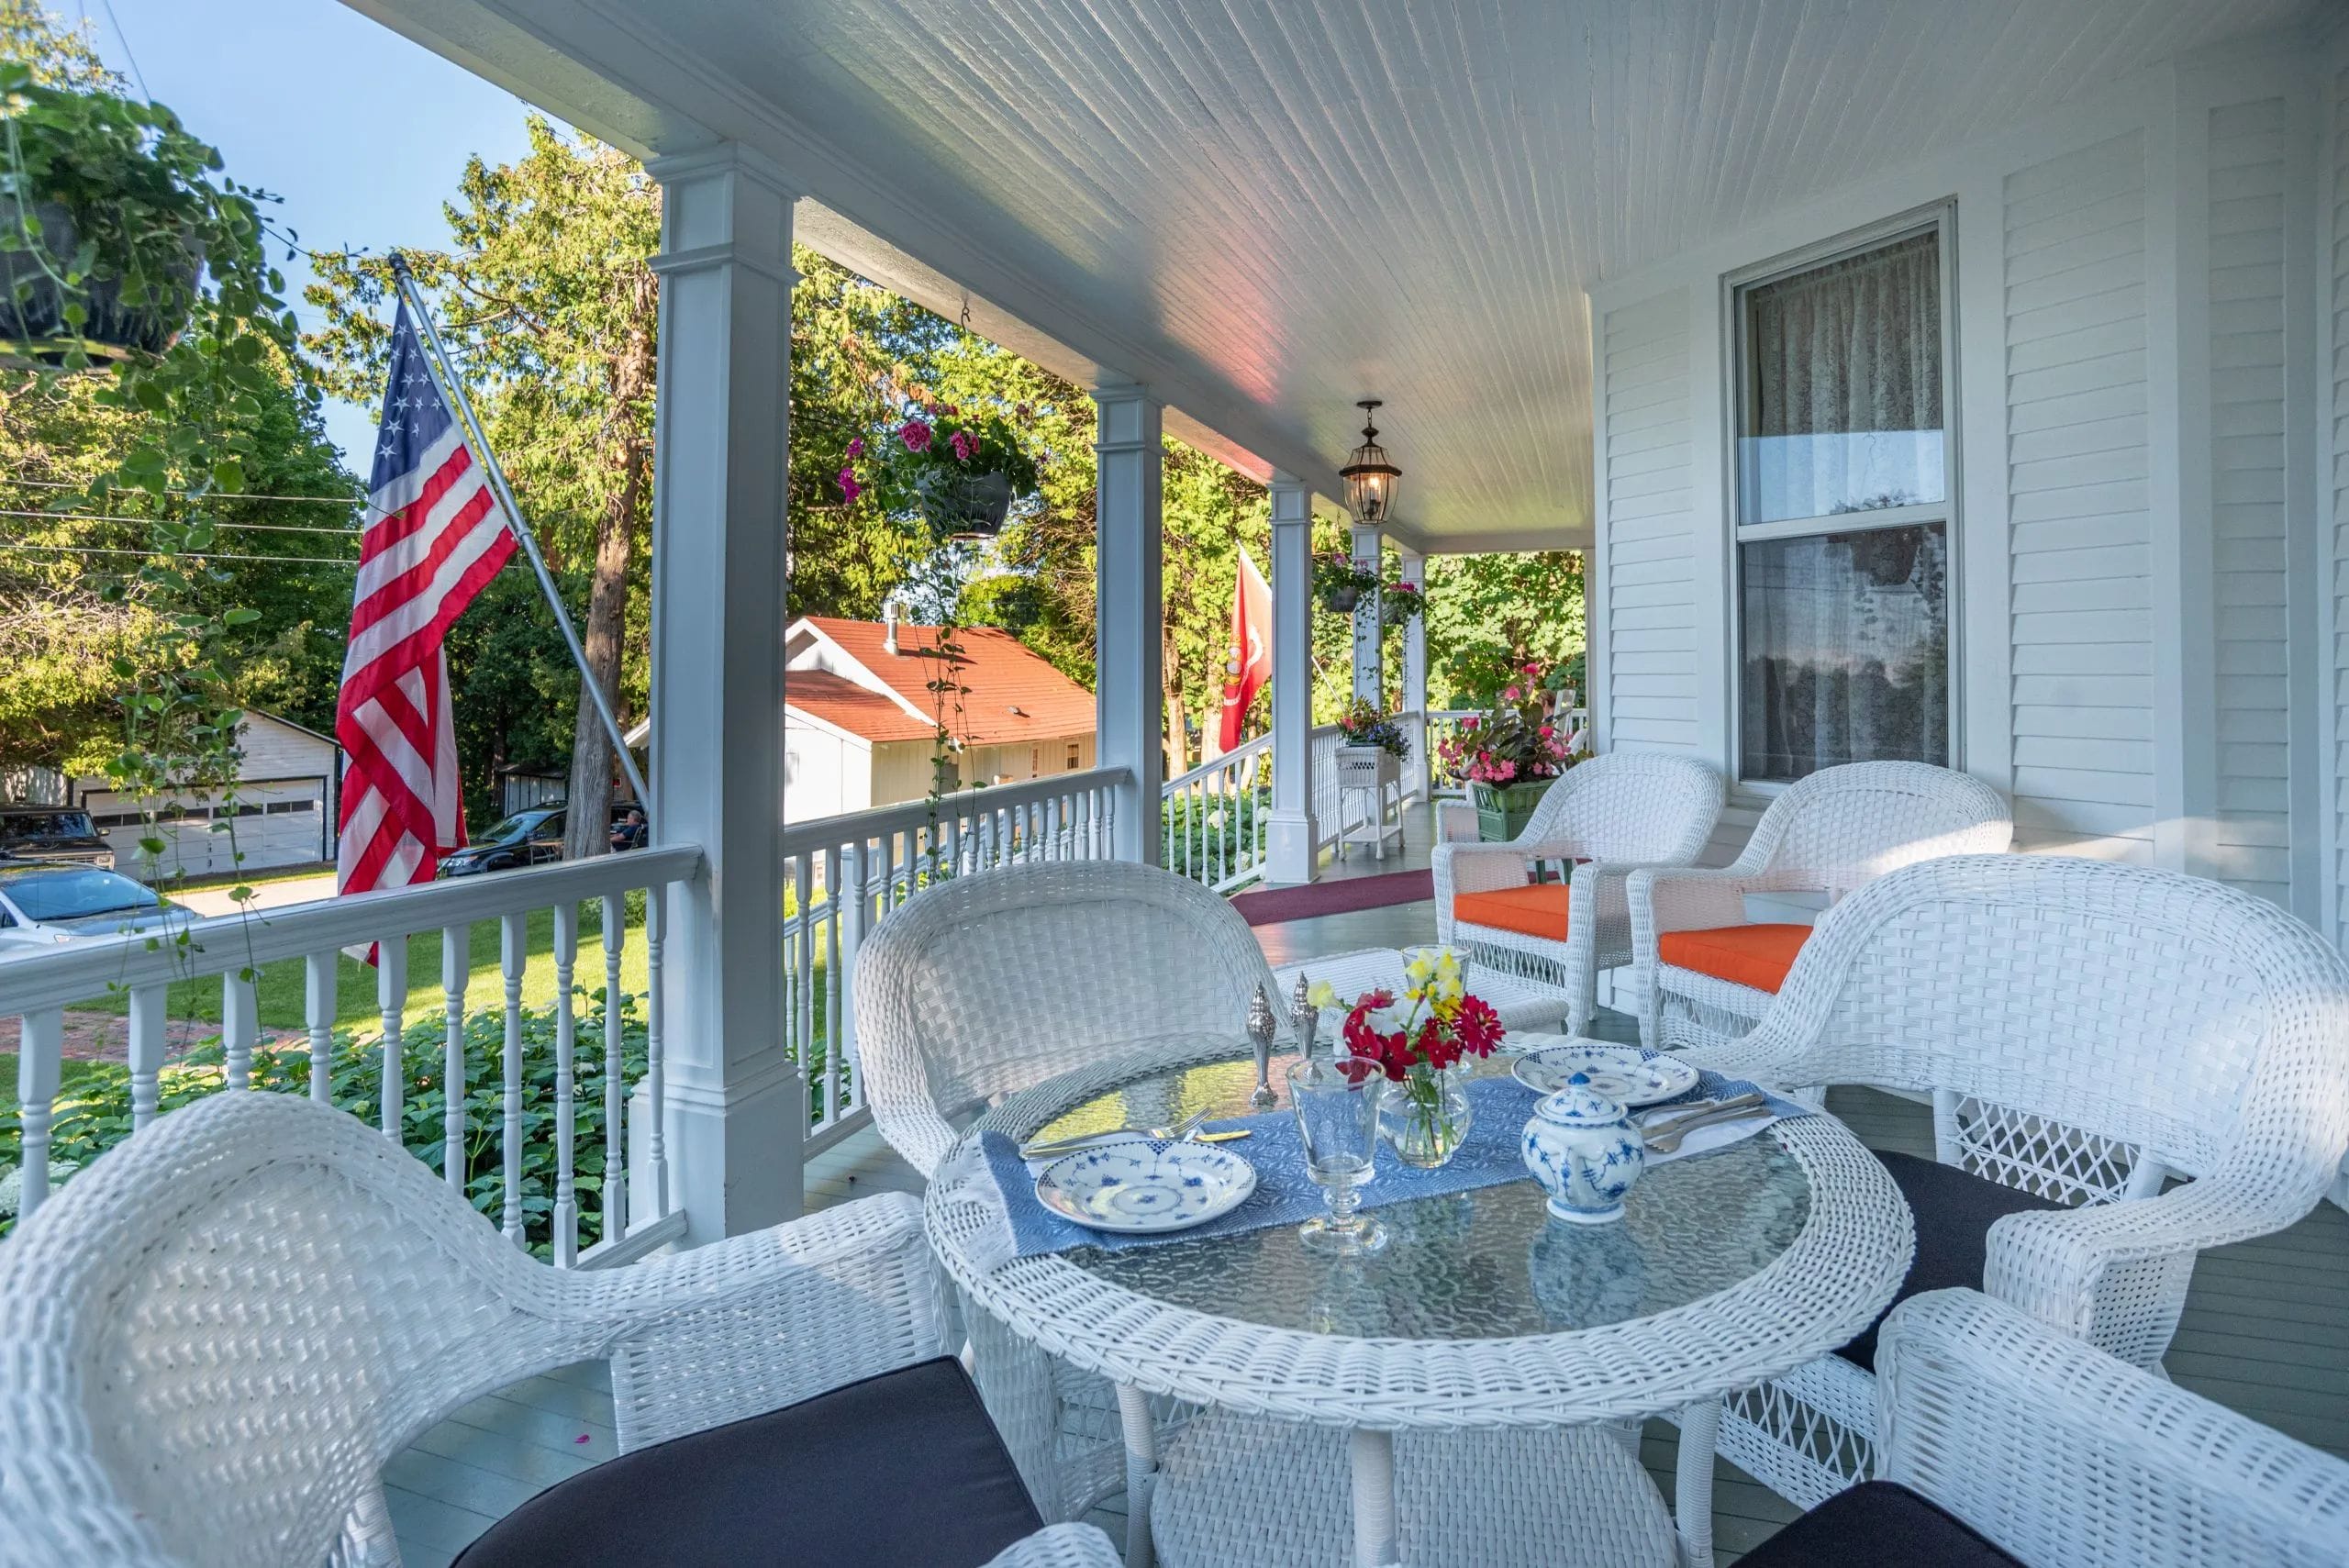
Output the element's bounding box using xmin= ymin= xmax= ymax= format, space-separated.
xmin=883 ymin=597 xmax=899 ymax=655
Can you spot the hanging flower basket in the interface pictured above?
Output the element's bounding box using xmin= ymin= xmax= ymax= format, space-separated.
xmin=840 ymin=402 xmax=1041 ymax=542
xmin=1315 ymin=550 xmax=1381 ymax=617
xmin=941 ymin=469 xmax=1015 ymax=534
xmin=1379 ymin=580 xmax=1422 ymax=631
xmin=0 ymin=201 xmax=199 ymax=363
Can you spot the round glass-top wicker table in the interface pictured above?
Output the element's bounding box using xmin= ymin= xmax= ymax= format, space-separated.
xmin=926 ymin=1036 xmax=1915 ymax=1568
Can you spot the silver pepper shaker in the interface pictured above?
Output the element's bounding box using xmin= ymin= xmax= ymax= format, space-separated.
xmin=1247 ymin=984 xmax=1278 ymax=1107
xmin=1288 ymin=971 xmax=1319 ymax=1061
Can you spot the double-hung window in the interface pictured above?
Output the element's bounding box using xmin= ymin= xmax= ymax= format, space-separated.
xmin=1731 ymin=208 xmax=1956 ymax=784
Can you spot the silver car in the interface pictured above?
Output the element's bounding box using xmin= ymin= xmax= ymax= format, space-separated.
xmin=0 ymin=862 xmax=186 ymax=951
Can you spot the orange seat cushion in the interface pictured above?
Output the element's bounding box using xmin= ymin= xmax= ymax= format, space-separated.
xmin=1657 ymin=924 xmax=1812 ymax=995
xmin=1452 ymin=884 xmax=1571 ymax=941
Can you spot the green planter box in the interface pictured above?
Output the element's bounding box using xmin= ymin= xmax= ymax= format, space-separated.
xmin=1471 ymin=778 xmax=1555 ymax=842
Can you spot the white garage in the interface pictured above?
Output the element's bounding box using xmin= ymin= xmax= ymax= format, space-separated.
xmin=80 ymin=711 xmax=340 ymax=883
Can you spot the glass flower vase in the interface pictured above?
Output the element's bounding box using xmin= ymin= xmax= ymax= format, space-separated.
xmin=1378 ymin=1062 xmax=1473 ymax=1168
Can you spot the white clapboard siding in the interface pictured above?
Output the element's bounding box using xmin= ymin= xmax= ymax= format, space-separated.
xmin=2004 ymin=131 xmax=2156 ymax=861
xmin=1600 ymin=290 xmax=1698 ymax=755
xmin=2331 ymin=64 xmax=2349 ymax=949
xmin=2209 ymin=97 xmax=2293 ymax=906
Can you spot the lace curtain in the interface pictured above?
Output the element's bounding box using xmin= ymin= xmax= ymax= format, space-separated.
xmin=1737 ymin=230 xmax=1950 ymax=781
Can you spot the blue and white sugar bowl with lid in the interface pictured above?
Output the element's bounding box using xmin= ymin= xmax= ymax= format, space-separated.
xmin=1521 ymin=1072 xmax=1646 ymax=1224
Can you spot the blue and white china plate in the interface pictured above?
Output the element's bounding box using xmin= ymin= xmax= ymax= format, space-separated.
xmin=1510 ymin=1040 xmax=1698 ymax=1107
xmin=1033 ymin=1138 xmax=1258 ymax=1235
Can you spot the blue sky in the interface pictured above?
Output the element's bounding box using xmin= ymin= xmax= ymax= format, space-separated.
xmin=83 ymin=0 xmax=550 ymax=467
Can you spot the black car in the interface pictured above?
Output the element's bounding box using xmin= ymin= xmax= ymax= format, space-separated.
xmin=436 ymin=803 xmax=639 ymax=877
xmin=0 ymin=807 xmax=115 ymax=870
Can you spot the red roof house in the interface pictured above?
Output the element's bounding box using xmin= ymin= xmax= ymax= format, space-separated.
xmin=784 ymin=612 xmax=1097 ymax=819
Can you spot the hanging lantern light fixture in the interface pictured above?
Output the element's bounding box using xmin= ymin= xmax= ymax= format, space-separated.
xmin=1338 ymin=398 xmax=1402 ymax=525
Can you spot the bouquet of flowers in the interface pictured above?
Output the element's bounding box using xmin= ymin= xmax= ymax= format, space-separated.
xmin=1307 ymin=945 xmax=1502 ymax=1166
xmin=1335 ymin=697 xmax=1410 ymax=761
xmin=1434 ymin=662 xmax=1582 ymax=787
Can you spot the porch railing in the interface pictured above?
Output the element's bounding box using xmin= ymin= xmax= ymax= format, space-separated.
xmin=1162 ymin=734 xmax=1272 ymax=892
xmin=781 ymin=765 xmax=1130 ymax=1152
xmin=0 ymin=844 xmax=698 ymax=1267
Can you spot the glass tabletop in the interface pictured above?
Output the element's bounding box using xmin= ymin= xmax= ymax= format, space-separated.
xmin=1023 ymin=1052 xmax=1813 ymax=1340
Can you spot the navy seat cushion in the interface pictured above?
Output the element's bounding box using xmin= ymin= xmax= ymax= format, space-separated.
xmin=452 ymin=1356 xmax=1043 ymax=1568
xmin=1738 ymin=1481 xmax=2025 ymax=1566
xmin=1838 ymin=1150 xmax=2065 ymax=1373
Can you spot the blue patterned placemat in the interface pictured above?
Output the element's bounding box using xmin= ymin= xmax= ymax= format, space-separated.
xmin=980 ymin=1062 xmax=1803 ymax=1261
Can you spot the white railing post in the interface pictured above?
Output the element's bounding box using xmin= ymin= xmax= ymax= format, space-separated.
xmin=15 ymin=1009 xmax=62 ymax=1218
xmin=1397 ymin=548 xmax=1431 ymax=804
xmin=1265 ymin=473 xmax=1319 ymax=883
xmin=499 ymin=911 xmax=527 ymax=1245
xmin=128 ymin=984 xmax=165 ymax=1131
xmin=601 ymin=892 xmax=629 ymax=1242
xmin=221 ymin=971 xmax=256 ymax=1091
xmin=1095 ymin=379 xmax=1164 ymax=864
xmin=645 ymin=141 xmax=805 ymax=1240
xmin=552 ymin=901 xmax=580 ymax=1267
xmin=441 ymin=924 xmax=468 ymax=1199
xmin=304 ymin=952 xmax=336 ymax=1105
xmin=377 ymin=939 xmax=407 ymax=1140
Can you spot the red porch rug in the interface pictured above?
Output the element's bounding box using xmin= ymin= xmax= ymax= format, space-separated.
xmin=1230 ymin=869 xmax=1433 ymax=927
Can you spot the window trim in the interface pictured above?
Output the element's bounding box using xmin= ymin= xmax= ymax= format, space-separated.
xmin=1721 ymin=198 xmax=1963 ymax=791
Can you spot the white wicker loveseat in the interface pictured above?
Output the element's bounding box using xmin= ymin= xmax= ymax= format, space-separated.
xmin=1432 ymin=750 xmax=1724 ymax=1033
xmin=1689 ymin=854 xmax=2349 ymax=1511
xmin=0 ymin=1092 xmax=1119 ymax=1568
xmin=1627 ymin=761 xmax=2010 ymax=1052
xmin=1741 ymin=1288 xmax=2349 ymax=1566
xmin=853 ymin=858 xmax=1287 ymax=1521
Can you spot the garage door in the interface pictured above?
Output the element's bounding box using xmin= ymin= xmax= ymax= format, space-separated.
xmin=85 ymin=778 xmax=330 ymax=882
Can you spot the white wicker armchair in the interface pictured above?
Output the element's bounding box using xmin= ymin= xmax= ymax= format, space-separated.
xmin=1432 ymin=751 xmax=1723 ymax=1033
xmin=1845 ymin=1290 xmax=2349 ymax=1568
xmin=1689 ymin=855 xmax=2349 ymax=1510
xmin=1627 ymin=761 xmax=2010 ymax=1051
xmin=853 ymin=858 xmax=1286 ymax=1521
xmin=0 ymin=1092 xmax=1115 ymax=1568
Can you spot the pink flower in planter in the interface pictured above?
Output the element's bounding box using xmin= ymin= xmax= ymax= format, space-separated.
xmin=838 ymin=468 xmax=862 ymax=505
xmin=1538 ymin=724 xmax=1553 ymax=739
xmin=846 ymin=437 xmax=865 ymax=459
xmin=950 ymin=429 xmax=978 ymax=462
xmin=901 ymin=419 xmax=933 ymax=453
xmin=1502 ymin=686 xmax=1521 ymax=703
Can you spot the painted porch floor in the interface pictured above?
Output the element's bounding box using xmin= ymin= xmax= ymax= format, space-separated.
xmin=385 ymin=888 xmax=2349 ymax=1567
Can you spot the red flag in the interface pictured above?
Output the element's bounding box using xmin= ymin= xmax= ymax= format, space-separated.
xmin=1217 ymin=549 xmax=1273 ymax=751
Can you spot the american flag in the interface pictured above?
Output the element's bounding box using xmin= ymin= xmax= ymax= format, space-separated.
xmin=334 ymin=301 xmax=516 ymax=897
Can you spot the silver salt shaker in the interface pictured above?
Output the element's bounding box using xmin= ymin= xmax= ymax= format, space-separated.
xmin=1288 ymin=971 xmax=1319 ymax=1061
xmin=1247 ymin=984 xmax=1279 ymax=1107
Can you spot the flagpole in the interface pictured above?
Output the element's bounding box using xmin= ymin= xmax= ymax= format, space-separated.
xmin=388 ymin=252 xmax=655 ymax=821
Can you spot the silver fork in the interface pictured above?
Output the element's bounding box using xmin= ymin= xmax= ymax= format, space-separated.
xmin=1021 ymin=1106 xmax=1212 ymax=1162
xmin=1642 ymin=1095 xmax=1771 ymax=1154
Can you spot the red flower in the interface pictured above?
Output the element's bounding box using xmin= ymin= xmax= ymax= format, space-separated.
xmin=950 ymin=429 xmax=978 ymax=462
xmin=1454 ymin=995 xmax=1504 ymax=1056
xmin=901 ymin=418 xmax=933 ymax=453
xmin=837 ymin=467 xmax=863 ymax=505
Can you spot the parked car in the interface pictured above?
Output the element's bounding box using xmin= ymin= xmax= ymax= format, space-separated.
xmin=0 ymin=861 xmax=184 ymax=950
xmin=436 ymin=803 xmax=640 ymax=878
xmin=0 ymin=807 xmax=114 ymax=870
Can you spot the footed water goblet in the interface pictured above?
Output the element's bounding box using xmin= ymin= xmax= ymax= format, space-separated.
xmin=1288 ymin=1053 xmax=1386 ymax=1256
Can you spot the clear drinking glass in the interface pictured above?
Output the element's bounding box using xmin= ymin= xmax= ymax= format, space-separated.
xmin=1288 ymin=1054 xmax=1387 ymax=1255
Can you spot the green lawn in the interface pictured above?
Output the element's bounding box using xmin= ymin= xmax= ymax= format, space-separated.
xmin=68 ymin=906 xmax=654 ymax=1035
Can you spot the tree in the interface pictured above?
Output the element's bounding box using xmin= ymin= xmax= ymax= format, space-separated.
xmin=1422 ymin=550 xmax=1586 ymax=709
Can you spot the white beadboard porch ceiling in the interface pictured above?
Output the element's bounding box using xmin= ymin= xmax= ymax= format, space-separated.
xmin=358 ymin=0 xmax=2322 ymax=550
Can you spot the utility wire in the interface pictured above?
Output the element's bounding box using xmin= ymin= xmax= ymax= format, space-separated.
xmin=6 ymin=477 xmax=375 ymax=511
xmin=0 ymin=507 xmax=362 ymax=536
xmin=0 ymin=542 xmax=356 ymax=567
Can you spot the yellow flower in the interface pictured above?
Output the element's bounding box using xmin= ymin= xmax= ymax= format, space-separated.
xmin=1404 ymin=955 xmax=1433 ymax=986
xmin=1306 ymin=979 xmax=1339 ymax=1009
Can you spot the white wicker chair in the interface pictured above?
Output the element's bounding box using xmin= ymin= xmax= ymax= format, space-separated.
xmin=0 ymin=1092 xmax=1116 ymax=1568
xmin=1627 ymin=761 xmax=2011 ymax=1051
xmin=854 ymin=858 xmax=1286 ymax=1521
xmin=1688 ymin=855 xmax=2349 ymax=1511
xmin=1736 ymin=1287 xmax=2349 ymax=1567
xmin=1432 ymin=751 xmax=1724 ymax=1033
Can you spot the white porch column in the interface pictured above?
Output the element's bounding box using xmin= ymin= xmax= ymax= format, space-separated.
xmin=1264 ymin=473 xmax=1318 ymax=884
xmin=644 ymin=144 xmax=803 ymax=1240
xmin=1397 ymin=547 xmax=1430 ymax=801
xmin=1095 ymin=380 xmax=1164 ymax=863
xmin=1351 ymin=522 xmax=1384 ymax=708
